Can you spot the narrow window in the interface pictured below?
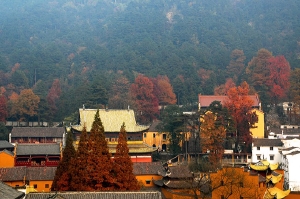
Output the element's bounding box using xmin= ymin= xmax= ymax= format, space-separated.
xmin=270 ymin=146 xmax=273 ymax=150
xmin=45 ymin=184 xmax=49 ymax=188
xmin=163 ymin=134 xmax=167 ymax=140
xmin=143 ymin=133 xmax=146 ymax=138
xmin=34 ymin=184 xmax=37 ymax=189
xmin=257 ymin=146 xmax=260 ymax=150
xmin=257 ymin=155 xmax=261 ymax=160
xmin=153 ymin=133 xmax=156 ymax=138
xmin=270 ymin=155 xmax=274 ymax=160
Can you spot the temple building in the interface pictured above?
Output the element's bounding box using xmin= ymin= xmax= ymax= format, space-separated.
xmin=70 ymin=108 xmax=156 ymax=162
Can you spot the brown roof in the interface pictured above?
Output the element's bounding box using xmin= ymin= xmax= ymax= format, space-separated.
xmin=252 ymin=138 xmax=283 ymax=147
xmin=159 ymin=165 xmax=193 ymax=178
xmin=26 ymin=167 xmax=57 ymax=181
xmin=0 ymin=167 xmax=27 ymax=181
xmin=72 ymin=109 xmax=150 ymax=133
xmin=148 ymin=120 xmax=161 ymax=132
xmin=16 ymin=143 xmax=61 ymax=156
xmin=198 ymin=95 xmax=260 ymax=108
xmin=0 ymin=167 xmax=56 ymax=182
xmin=25 ymin=191 xmax=162 ymax=199
xmin=133 ymin=162 xmax=165 ymax=175
xmin=11 ymin=127 xmax=65 ymax=138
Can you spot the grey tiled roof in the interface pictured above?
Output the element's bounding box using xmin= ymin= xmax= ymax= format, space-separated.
xmin=158 ymin=165 xmax=193 ymax=178
xmin=26 ymin=167 xmax=57 ymax=181
xmin=0 ymin=181 xmax=25 ymax=199
xmin=252 ymin=138 xmax=283 ymax=147
xmin=25 ymin=191 xmax=162 ymax=199
xmin=133 ymin=162 xmax=165 ymax=175
xmin=0 ymin=167 xmax=57 ymax=182
xmin=0 ymin=167 xmax=27 ymax=181
xmin=16 ymin=143 xmax=61 ymax=155
xmin=11 ymin=127 xmax=65 ymax=137
xmin=0 ymin=140 xmax=14 ymax=149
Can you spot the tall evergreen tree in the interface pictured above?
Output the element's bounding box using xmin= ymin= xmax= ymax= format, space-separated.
xmin=113 ymin=123 xmax=140 ymax=190
xmin=70 ymin=126 xmax=90 ymax=191
xmin=51 ymin=131 xmax=76 ymax=191
xmin=86 ymin=109 xmax=114 ymax=190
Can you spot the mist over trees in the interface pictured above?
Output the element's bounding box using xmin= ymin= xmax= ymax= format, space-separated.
xmin=0 ymin=0 xmax=299 ymax=123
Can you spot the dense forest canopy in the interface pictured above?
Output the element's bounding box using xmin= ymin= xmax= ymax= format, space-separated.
xmin=0 ymin=0 xmax=300 ymax=122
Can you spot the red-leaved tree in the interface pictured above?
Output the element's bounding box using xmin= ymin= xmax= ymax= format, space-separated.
xmin=266 ymin=55 xmax=291 ymax=104
xmin=51 ymin=131 xmax=76 ymax=191
xmin=224 ymin=82 xmax=258 ymax=151
xmin=151 ymin=75 xmax=177 ymax=106
xmin=130 ymin=74 xmax=159 ymax=124
xmin=113 ymin=123 xmax=140 ymax=190
xmin=47 ymin=79 xmax=61 ymax=119
xmin=70 ymin=126 xmax=90 ymax=191
xmin=86 ymin=109 xmax=114 ymax=190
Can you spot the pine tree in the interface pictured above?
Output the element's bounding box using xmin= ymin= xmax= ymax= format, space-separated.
xmin=51 ymin=131 xmax=76 ymax=191
xmin=113 ymin=123 xmax=140 ymax=190
xmin=86 ymin=109 xmax=114 ymax=190
xmin=70 ymin=126 xmax=90 ymax=191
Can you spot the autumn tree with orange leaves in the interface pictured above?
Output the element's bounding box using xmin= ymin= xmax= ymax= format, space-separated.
xmin=113 ymin=123 xmax=140 ymax=190
xmin=224 ymin=82 xmax=258 ymax=152
xmin=200 ymin=111 xmax=226 ymax=169
xmin=266 ymin=55 xmax=291 ymax=104
xmin=70 ymin=126 xmax=90 ymax=191
xmin=47 ymin=79 xmax=61 ymax=120
xmin=7 ymin=89 xmax=40 ymax=121
xmin=51 ymin=130 xmax=76 ymax=191
xmin=151 ymin=75 xmax=177 ymax=107
xmin=130 ymin=74 xmax=159 ymax=124
xmin=86 ymin=110 xmax=114 ymax=190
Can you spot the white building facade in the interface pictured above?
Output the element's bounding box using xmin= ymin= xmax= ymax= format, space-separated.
xmin=252 ymin=138 xmax=283 ymax=164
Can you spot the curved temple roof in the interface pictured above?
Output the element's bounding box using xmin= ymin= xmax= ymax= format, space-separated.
xmin=72 ymin=109 xmax=150 ymax=133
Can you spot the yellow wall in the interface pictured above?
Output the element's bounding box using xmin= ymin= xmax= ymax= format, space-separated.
xmin=250 ymin=109 xmax=264 ymax=138
xmin=136 ymin=174 xmax=162 ymax=188
xmin=211 ymin=167 xmax=260 ymax=199
xmin=4 ymin=181 xmax=25 ymax=188
xmin=29 ymin=180 xmax=52 ymax=192
xmin=0 ymin=151 xmax=15 ymax=167
xmin=143 ymin=132 xmax=169 ymax=151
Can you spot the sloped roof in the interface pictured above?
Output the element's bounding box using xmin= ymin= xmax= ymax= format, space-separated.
xmin=0 ymin=167 xmax=56 ymax=182
xmin=148 ymin=120 xmax=161 ymax=132
xmin=0 ymin=181 xmax=25 ymax=199
xmin=158 ymin=165 xmax=193 ymax=178
xmin=286 ymin=151 xmax=300 ymax=156
xmin=25 ymin=191 xmax=162 ymax=199
xmin=0 ymin=167 xmax=27 ymax=181
xmin=108 ymin=141 xmax=156 ymax=154
xmin=11 ymin=127 xmax=65 ymax=138
xmin=0 ymin=149 xmax=14 ymax=156
xmin=133 ymin=162 xmax=165 ymax=175
xmin=26 ymin=167 xmax=56 ymax=181
xmin=0 ymin=140 xmax=14 ymax=149
xmin=72 ymin=109 xmax=150 ymax=133
xmin=252 ymin=138 xmax=283 ymax=147
xmin=198 ymin=95 xmax=260 ymax=108
xmin=16 ymin=143 xmax=61 ymax=156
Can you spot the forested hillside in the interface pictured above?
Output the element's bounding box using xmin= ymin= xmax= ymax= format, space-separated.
xmin=0 ymin=0 xmax=299 ymax=123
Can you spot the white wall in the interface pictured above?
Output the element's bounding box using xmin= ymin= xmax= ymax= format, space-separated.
xmin=252 ymin=145 xmax=281 ymax=164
